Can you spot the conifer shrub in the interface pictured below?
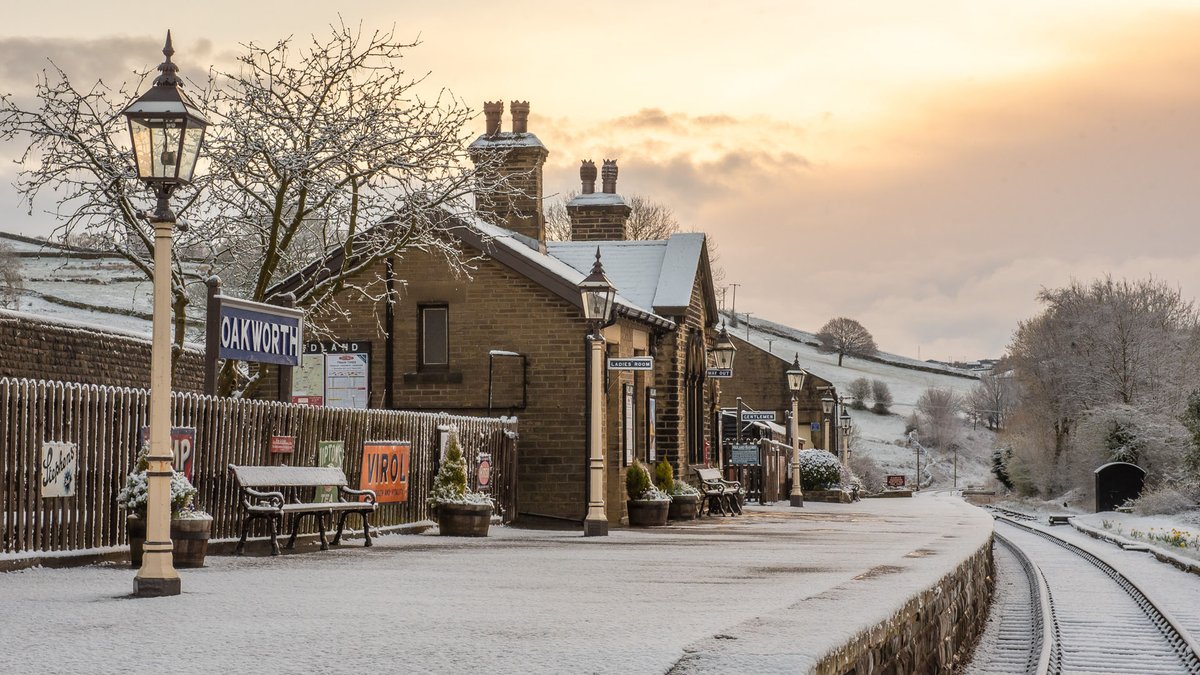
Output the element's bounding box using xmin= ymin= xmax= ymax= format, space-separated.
xmin=626 ymin=461 xmax=669 ymax=501
xmin=653 ymin=459 xmax=674 ymax=492
xmin=428 ymin=430 xmax=492 ymax=508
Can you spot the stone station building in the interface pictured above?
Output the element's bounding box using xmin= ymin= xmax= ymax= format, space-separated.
xmin=267 ymin=101 xmax=724 ymax=526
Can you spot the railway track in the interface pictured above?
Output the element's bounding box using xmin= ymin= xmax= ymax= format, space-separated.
xmin=969 ymin=514 xmax=1200 ymax=674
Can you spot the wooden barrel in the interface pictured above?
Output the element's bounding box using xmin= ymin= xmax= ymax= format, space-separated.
xmin=126 ymin=516 xmax=211 ymax=568
xmin=668 ymin=495 xmax=701 ymax=520
xmin=627 ymin=499 xmax=670 ymax=526
xmin=172 ymin=517 xmax=212 ymax=568
xmin=436 ymin=503 xmax=492 ymax=537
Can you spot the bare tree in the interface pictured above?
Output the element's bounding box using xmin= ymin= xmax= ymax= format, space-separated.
xmin=966 ymin=373 xmax=1015 ymax=430
xmin=847 ymin=377 xmax=870 ymax=409
xmin=815 ymin=317 xmax=878 ymax=366
xmin=0 ymin=241 xmax=22 ymax=310
xmin=545 ymin=191 xmax=681 ymax=241
xmin=871 ymin=379 xmax=893 ymax=414
xmin=0 ymin=61 xmax=208 ymax=350
xmin=916 ymin=387 xmax=962 ymax=449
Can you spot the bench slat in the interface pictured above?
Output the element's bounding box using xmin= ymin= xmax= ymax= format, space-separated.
xmin=230 ymin=465 xmax=348 ymax=488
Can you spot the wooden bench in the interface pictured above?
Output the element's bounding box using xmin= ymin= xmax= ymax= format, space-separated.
xmin=693 ymin=467 xmax=743 ymax=516
xmin=1047 ymin=514 xmax=1071 ymax=526
xmin=228 ymin=464 xmax=377 ymax=556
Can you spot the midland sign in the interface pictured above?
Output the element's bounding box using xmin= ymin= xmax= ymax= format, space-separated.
xmin=608 ymin=357 xmax=654 ymax=371
xmin=217 ymin=295 xmax=305 ymax=366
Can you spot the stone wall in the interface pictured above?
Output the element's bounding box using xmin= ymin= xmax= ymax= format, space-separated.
xmin=815 ymin=539 xmax=994 ymax=674
xmin=0 ymin=310 xmax=204 ymax=391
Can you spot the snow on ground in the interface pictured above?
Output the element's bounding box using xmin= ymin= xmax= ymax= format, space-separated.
xmin=1074 ymin=509 xmax=1200 ymax=564
xmin=732 ymin=313 xmax=997 ymax=489
xmin=0 ymin=496 xmax=991 ymax=674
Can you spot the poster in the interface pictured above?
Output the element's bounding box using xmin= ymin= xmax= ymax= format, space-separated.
xmin=292 ymin=349 xmax=326 ymax=406
xmin=41 ymin=441 xmax=77 ymax=498
xmin=646 ymin=389 xmax=657 ymax=462
xmin=325 ymin=353 xmax=369 ymax=409
xmin=138 ymin=427 xmax=197 ymax=481
xmin=623 ymin=384 xmax=635 ymax=466
xmin=360 ymin=442 xmax=411 ymax=503
xmin=291 ymin=341 xmax=372 ymax=409
xmin=315 ymin=440 xmax=345 ymax=503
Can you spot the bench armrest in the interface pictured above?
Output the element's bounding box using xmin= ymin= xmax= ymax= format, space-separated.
xmin=338 ymin=486 xmax=377 ymax=506
xmin=241 ymin=487 xmax=284 ymax=509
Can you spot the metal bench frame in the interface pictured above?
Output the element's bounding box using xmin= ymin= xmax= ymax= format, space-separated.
xmin=693 ymin=467 xmax=743 ymax=516
xmin=228 ymin=464 xmax=377 ymax=556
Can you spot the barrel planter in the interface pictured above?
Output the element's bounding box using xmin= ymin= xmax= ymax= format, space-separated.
xmin=127 ymin=514 xmax=213 ymax=568
xmin=668 ymin=495 xmax=701 ymax=521
xmin=436 ymin=503 xmax=492 ymax=537
xmin=627 ymin=499 xmax=670 ymax=527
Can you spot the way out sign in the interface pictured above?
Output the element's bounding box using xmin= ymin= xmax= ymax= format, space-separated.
xmin=360 ymin=441 xmax=411 ymax=503
xmin=608 ymin=357 xmax=653 ymax=371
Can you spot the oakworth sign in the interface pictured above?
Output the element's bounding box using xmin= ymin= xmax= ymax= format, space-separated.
xmin=216 ymin=296 xmax=305 ymax=366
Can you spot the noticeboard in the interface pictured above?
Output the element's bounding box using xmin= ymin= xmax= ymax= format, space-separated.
xmin=292 ymin=341 xmax=371 ymax=409
xmin=729 ymin=442 xmax=760 ymax=466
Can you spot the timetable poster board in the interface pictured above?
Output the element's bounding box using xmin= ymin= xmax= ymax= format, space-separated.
xmin=291 ymin=341 xmax=371 ymax=409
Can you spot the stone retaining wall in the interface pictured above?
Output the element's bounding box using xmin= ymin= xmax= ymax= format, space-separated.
xmin=815 ymin=538 xmax=994 ymax=674
xmin=0 ymin=310 xmax=204 ymax=391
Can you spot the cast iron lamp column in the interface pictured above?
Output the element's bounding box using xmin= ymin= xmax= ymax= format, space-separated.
xmin=122 ymin=32 xmax=208 ymax=596
xmin=786 ymin=354 xmax=808 ymax=507
xmin=839 ymin=404 xmax=852 ymax=466
xmin=579 ymin=249 xmax=616 ymax=537
xmin=820 ymin=394 xmax=834 ymax=454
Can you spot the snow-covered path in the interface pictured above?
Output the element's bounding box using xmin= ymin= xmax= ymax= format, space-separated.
xmin=0 ymin=496 xmax=991 ymax=674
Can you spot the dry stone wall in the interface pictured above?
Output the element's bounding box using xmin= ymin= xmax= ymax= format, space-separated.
xmin=0 ymin=310 xmax=204 ymax=391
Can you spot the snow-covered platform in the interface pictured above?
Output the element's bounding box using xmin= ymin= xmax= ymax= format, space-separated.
xmin=0 ymin=493 xmax=992 ymax=674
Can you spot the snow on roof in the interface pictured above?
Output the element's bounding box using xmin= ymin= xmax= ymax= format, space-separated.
xmin=652 ymin=233 xmax=705 ymax=312
xmin=452 ymin=209 xmax=673 ymax=329
xmin=467 ymin=132 xmax=547 ymax=150
xmin=547 ymin=240 xmax=667 ymax=312
xmin=566 ymin=192 xmax=628 ymax=207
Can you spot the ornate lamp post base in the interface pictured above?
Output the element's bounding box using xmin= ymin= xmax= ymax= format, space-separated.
xmin=790 ymin=493 xmax=804 ymax=508
xmin=134 ymin=577 xmax=181 ymax=597
xmin=583 ymin=518 xmax=608 ymax=537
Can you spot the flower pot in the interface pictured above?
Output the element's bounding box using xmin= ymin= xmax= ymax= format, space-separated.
xmin=668 ymin=495 xmax=701 ymax=521
xmin=127 ymin=515 xmax=213 ymax=568
xmin=436 ymin=502 xmax=492 ymax=537
xmin=627 ymin=499 xmax=670 ymax=527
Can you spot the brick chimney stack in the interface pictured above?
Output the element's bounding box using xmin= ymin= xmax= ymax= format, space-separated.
xmin=580 ymin=160 xmax=597 ymax=194
xmin=510 ymin=101 xmax=530 ymax=134
xmin=601 ymin=159 xmax=618 ymax=194
xmin=468 ymin=99 xmax=549 ymax=250
xmin=483 ymin=101 xmax=503 ymax=136
xmin=567 ymin=158 xmax=631 ymax=241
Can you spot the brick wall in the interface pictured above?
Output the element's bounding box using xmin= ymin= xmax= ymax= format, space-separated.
xmin=0 ymin=310 xmax=204 ymax=391
xmin=568 ymin=204 xmax=631 ymax=241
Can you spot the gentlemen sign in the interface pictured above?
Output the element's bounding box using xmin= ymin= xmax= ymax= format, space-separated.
xmin=741 ymin=411 xmax=776 ymax=422
xmin=608 ymin=357 xmax=654 ymax=371
xmin=217 ymin=296 xmax=305 ymax=366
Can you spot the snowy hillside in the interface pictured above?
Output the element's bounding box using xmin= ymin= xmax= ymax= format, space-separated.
xmin=728 ymin=313 xmax=999 ymax=490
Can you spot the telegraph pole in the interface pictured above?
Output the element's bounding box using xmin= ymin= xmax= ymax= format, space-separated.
xmin=729 ymin=283 xmax=741 ymax=326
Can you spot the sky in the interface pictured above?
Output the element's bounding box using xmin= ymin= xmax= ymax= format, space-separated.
xmin=3 ymin=0 xmax=1200 ymax=361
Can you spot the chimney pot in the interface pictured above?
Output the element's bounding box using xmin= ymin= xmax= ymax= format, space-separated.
xmin=601 ymin=159 xmax=618 ymax=194
xmin=510 ymin=100 xmax=530 ymax=134
xmin=483 ymin=101 xmax=503 ymax=136
xmin=580 ymin=160 xmax=596 ymax=194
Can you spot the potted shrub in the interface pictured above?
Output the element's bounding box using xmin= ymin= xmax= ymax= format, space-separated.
xmin=798 ymin=448 xmax=851 ymax=503
xmin=428 ymin=430 xmax=493 ymax=537
xmin=626 ymin=461 xmax=670 ymax=526
xmin=117 ymin=447 xmax=212 ymax=568
xmin=654 ymin=458 xmax=701 ymax=520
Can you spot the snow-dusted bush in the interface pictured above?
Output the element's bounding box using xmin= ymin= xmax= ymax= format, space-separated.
xmin=115 ymin=447 xmax=199 ymax=517
xmin=848 ymin=451 xmax=886 ymax=493
xmin=428 ymin=430 xmax=493 ymax=508
xmin=669 ymin=481 xmax=701 ymax=498
xmin=626 ymin=461 xmax=669 ymax=501
xmin=1133 ymin=485 xmax=1197 ymax=516
xmin=847 ymin=378 xmax=870 ymax=410
xmin=799 ymin=449 xmax=842 ymax=490
xmin=871 ymin=379 xmax=893 ymax=415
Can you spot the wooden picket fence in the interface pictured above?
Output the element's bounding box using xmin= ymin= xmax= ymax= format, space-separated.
xmin=0 ymin=378 xmax=518 ymax=556
xmin=727 ymin=438 xmax=791 ymax=504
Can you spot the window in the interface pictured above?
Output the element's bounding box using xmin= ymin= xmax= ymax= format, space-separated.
xmin=419 ymin=305 xmax=449 ymax=370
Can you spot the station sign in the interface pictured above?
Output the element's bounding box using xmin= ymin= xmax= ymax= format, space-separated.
xmin=608 ymin=357 xmax=654 ymax=371
xmin=41 ymin=441 xmax=77 ymax=498
xmin=217 ymin=295 xmax=305 ymax=366
xmin=705 ymin=367 xmax=733 ymax=378
xmin=740 ymin=411 xmax=776 ymax=422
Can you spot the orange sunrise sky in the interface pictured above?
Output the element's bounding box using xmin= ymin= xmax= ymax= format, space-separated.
xmin=3 ymin=0 xmax=1200 ymax=360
